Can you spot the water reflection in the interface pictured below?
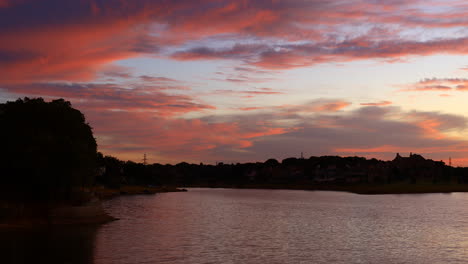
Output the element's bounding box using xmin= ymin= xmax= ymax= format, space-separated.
xmin=97 ymin=189 xmax=468 ymax=264
xmin=6 ymin=189 xmax=468 ymax=264
xmin=2 ymin=226 xmax=98 ymax=264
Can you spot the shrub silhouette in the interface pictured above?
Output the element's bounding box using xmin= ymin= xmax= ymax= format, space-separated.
xmin=0 ymin=98 xmax=97 ymax=202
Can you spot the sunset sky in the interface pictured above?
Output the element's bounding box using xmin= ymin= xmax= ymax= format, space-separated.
xmin=2 ymin=0 xmax=468 ymax=165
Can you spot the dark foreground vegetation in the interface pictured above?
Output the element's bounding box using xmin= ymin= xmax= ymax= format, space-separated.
xmin=0 ymin=98 xmax=181 ymax=227
xmin=0 ymin=98 xmax=97 ymax=204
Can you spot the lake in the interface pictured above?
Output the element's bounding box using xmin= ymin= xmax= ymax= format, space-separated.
xmin=4 ymin=188 xmax=468 ymax=263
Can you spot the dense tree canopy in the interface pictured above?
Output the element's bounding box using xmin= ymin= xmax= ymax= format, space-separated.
xmin=0 ymin=98 xmax=97 ymax=202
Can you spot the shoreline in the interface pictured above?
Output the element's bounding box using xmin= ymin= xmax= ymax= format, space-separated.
xmin=185 ymin=183 xmax=468 ymax=195
xmin=93 ymin=185 xmax=187 ymax=200
xmin=0 ymin=200 xmax=116 ymax=229
xmin=1 ymin=185 xmax=186 ymax=229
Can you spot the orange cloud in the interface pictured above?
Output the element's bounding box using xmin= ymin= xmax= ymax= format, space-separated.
xmin=404 ymin=111 xmax=467 ymax=140
xmin=89 ymin=111 xmax=295 ymax=163
xmin=277 ymin=100 xmax=352 ymax=114
xmin=312 ymin=101 xmax=351 ymax=112
xmin=233 ymin=99 xmax=352 ymax=116
xmin=416 ymin=119 xmax=446 ymax=139
xmin=360 ymin=101 xmax=392 ymax=106
xmin=243 ymin=127 xmax=292 ymax=139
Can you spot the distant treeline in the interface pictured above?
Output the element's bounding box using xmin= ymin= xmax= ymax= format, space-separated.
xmin=97 ymin=153 xmax=468 ymax=189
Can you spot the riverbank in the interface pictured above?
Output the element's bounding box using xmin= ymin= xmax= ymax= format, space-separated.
xmin=187 ymin=183 xmax=468 ymax=195
xmin=0 ymin=185 xmax=186 ymax=228
xmin=0 ymin=200 xmax=116 ymax=229
xmin=93 ymin=185 xmax=187 ymax=200
xmin=311 ymin=183 xmax=468 ymax=194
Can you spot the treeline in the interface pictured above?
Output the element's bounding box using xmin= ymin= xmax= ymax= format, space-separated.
xmin=96 ymin=154 xmax=468 ymax=189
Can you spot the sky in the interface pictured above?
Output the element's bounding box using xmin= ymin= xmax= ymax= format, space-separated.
xmin=1 ymin=0 xmax=468 ymax=165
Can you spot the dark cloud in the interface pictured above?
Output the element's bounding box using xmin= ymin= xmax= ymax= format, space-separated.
xmin=171 ymin=37 xmax=468 ymax=69
xmin=207 ymin=105 xmax=468 ymax=163
xmin=139 ymin=75 xmax=178 ymax=83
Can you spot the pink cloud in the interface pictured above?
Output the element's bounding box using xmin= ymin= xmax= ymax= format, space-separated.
xmin=0 ymin=0 xmax=10 ymax=8
xmin=2 ymin=82 xmax=214 ymax=117
xmin=401 ymin=78 xmax=468 ymax=92
xmin=237 ymin=107 xmax=267 ymax=111
xmin=233 ymin=99 xmax=352 ymax=115
xmin=2 ymin=0 xmax=468 ymax=82
xmin=213 ymin=89 xmax=284 ymax=98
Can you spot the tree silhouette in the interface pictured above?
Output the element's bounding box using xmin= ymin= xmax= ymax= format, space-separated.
xmin=0 ymin=98 xmax=97 ymax=202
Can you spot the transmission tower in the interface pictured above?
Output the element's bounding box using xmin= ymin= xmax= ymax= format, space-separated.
xmin=143 ymin=153 xmax=148 ymax=165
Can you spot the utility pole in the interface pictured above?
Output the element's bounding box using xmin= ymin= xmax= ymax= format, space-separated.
xmin=449 ymin=157 xmax=452 ymax=167
xmin=143 ymin=153 xmax=148 ymax=165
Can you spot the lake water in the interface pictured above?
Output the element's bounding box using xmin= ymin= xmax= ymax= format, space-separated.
xmin=4 ymin=188 xmax=468 ymax=263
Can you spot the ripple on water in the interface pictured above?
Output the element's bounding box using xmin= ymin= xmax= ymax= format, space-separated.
xmin=6 ymin=189 xmax=468 ymax=264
